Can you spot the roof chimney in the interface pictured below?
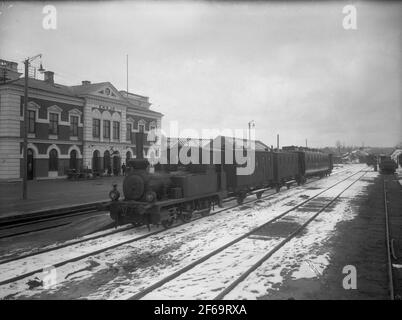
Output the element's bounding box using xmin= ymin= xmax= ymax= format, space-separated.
xmin=82 ymin=80 xmax=91 ymax=85
xmin=44 ymin=71 xmax=54 ymax=84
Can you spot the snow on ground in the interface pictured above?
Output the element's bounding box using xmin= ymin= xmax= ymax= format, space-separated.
xmin=0 ymin=165 xmax=363 ymax=299
xmin=224 ymin=171 xmax=377 ymax=299
xmin=396 ymin=168 xmax=402 ymax=186
xmin=139 ymin=170 xmax=368 ymax=299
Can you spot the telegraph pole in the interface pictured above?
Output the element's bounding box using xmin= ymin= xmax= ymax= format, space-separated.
xmin=22 ymin=59 xmax=28 ymax=200
xmin=277 ymin=134 xmax=279 ymax=150
xmin=22 ymin=54 xmax=44 ymax=200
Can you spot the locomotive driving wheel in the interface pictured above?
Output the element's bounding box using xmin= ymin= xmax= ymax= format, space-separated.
xmin=199 ymin=199 xmax=212 ymax=216
xmin=161 ymin=209 xmax=176 ymax=229
xmin=161 ymin=217 xmax=174 ymax=229
xmin=180 ymin=211 xmax=193 ymax=222
xmin=180 ymin=203 xmax=194 ymax=222
xmin=237 ymin=192 xmax=246 ymax=205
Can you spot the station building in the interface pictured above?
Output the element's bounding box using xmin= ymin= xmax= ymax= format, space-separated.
xmin=0 ymin=58 xmax=163 ymax=181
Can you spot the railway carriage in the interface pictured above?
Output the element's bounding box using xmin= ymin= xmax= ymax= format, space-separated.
xmin=109 ymin=137 xmax=333 ymax=228
xmin=224 ymin=148 xmax=275 ymax=204
xmin=273 ymin=151 xmax=300 ymax=191
xmin=379 ymin=155 xmax=397 ymax=174
xmin=302 ymin=150 xmax=333 ymax=178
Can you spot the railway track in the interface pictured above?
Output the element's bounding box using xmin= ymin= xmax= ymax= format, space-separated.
xmin=0 ymin=170 xmax=338 ymax=265
xmin=0 ymin=201 xmax=112 ymax=240
xmin=0 ymin=168 xmax=354 ymax=288
xmin=383 ymin=177 xmax=397 ymax=300
xmin=0 ymin=167 xmax=349 ymax=242
xmin=127 ymin=169 xmax=366 ymax=300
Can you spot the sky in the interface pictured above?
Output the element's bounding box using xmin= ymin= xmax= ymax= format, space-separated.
xmin=0 ymin=0 xmax=401 ymax=147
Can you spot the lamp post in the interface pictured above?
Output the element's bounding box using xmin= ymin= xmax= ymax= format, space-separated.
xmin=22 ymin=54 xmax=45 ymax=200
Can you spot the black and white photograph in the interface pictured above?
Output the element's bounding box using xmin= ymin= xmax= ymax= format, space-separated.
xmin=0 ymin=0 xmax=401 ymax=306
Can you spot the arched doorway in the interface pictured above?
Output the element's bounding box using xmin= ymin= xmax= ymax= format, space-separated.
xmin=104 ymin=150 xmax=111 ymax=174
xmin=27 ymin=148 xmax=35 ymax=180
xmin=69 ymin=150 xmax=78 ymax=170
xmin=126 ymin=151 xmax=131 ymax=165
xmin=49 ymin=149 xmax=58 ymax=172
xmin=92 ymin=150 xmax=101 ymax=172
xmin=113 ymin=155 xmax=121 ymax=176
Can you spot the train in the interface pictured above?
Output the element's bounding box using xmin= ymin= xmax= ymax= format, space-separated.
xmin=378 ymin=155 xmax=397 ymax=174
xmin=109 ymin=136 xmax=333 ymax=228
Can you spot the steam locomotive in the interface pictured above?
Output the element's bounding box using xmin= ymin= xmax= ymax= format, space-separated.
xmin=109 ymin=136 xmax=333 ymax=228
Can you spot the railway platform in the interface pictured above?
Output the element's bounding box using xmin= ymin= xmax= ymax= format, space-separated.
xmin=0 ymin=176 xmax=122 ymax=220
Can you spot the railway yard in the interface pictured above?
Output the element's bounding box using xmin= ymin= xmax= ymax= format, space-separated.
xmin=0 ymin=164 xmax=401 ymax=300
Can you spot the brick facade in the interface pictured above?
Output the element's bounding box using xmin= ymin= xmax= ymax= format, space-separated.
xmin=0 ymin=59 xmax=163 ymax=181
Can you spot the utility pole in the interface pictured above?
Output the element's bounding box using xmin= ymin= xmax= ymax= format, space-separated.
xmin=277 ymin=134 xmax=279 ymax=151
xmin=22 ymin=59 xmax=28 ymax=200
xmin=248 ymin=120 xmax=255 ymax=146
xmin=126 ymin=54 xmax=128 ymax=97
xmin=22 ymin=54 xmax=44 ymax=200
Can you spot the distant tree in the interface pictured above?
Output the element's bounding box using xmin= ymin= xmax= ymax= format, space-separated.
xmin=335 ymin=141 xmax=342 ymax=155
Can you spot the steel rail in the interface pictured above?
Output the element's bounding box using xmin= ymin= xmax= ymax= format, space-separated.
xmin=214 ymin=171 xmax=367 ymax=299
xmin=383 ymin=178 xmax=395 ymax=300
xmin=0 ymin=170 xmax=331 ymax=266
xmin=127 ymin=169 xmax=363 ymax=300
xmin=0 ymin=170 xmax=353 ymax=286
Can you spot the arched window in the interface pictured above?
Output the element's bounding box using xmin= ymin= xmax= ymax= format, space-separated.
xmin=104 ymin=150 xmax=111 ymax=173
xmin=92 ymin=150 xmax=101 ymax=172
xmin=49 ymin=149 xmax=58 ymax=171
xmin=70 ymin=149 xmax=78 ymax=170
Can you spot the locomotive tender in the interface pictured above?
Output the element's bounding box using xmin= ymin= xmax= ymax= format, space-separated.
xmin=109 ymin=136 xmax=333 ymax=228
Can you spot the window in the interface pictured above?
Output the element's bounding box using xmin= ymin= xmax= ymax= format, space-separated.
xmin=49 ymin=113 xmax=58 ymax=135
xmin=93 ymin=119 xmax=100 ymax=138
xmin=28 ymin=110 xmax=36 ymax=134
xmin=113 ymin=121 xmax=120 ymax=140
xmin=103 ymin=120 xmax=110 ymax=139
xmin=139 ymin=123 xmax=145 ymax=133
xmin=49 ymin=149 xmax=58 ymax=171
xmin=126 ymin=123 xmax=132 ymax=141
xmin=70 ymin=115 xmax=79 ymax=137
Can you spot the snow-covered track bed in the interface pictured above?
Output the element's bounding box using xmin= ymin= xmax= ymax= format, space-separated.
xmin=0 ymin=166 xmax=361 ymax=299
xmin=127 ymin=169 xmax=366 ymax=299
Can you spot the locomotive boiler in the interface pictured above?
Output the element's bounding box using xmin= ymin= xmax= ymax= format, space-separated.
xmin=109 ymin=158 xmax=227 ymax=228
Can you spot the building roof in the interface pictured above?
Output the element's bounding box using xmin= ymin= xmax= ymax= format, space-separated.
xmin=1 ymin=77 xmax=163 ymax=116
xmin=69 ymin=82 xmax=112 ymax=96
xmin=2 ymin=77 xmax=78 ymax=98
